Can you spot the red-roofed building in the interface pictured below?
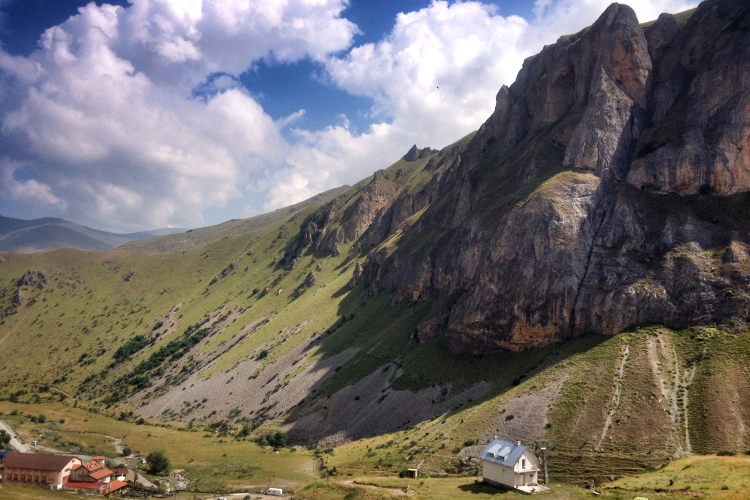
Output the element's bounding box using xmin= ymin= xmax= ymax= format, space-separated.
xmin=63 ymin=481 xmax=102 ymax=490
xmin=111 ymin=466 xmax=135 ymax=483
xmin=1 ymin=452 xmax=81 ymax=489
xmin=103 ymin=479 xmax=129 ymax=495
xmin=90 ymin=467 xmax=113 ymax=482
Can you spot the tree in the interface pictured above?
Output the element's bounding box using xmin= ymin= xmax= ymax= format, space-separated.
xmin=146 ymin=450 xmax=170 ymax=475
xmin=0 ymin=429 xmax=10 ymax=449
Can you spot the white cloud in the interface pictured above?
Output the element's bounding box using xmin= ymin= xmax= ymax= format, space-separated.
xmin=0 ymin=0 xmax=356 ymax=232
xmin=265 ymin=0 xmax=698 ymax=208
xmin=0 ymin=0 xmax=700 ymax=231
xmin=1 ymin=161 xmax=67 ymax=210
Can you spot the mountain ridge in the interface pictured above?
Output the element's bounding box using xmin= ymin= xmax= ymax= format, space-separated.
xmin=0 ymin=214 xmax=187 ymax=253
xmin=0 ymin=0 xmax=748 ymax=486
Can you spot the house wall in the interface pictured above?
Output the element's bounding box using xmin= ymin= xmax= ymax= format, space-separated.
xmin=482 ymin=460 xmax=516 ymax=487
xmin=483 ymin=450 xmax=541 ymax=489
xmin=2 ymin=458 xmax=80 ymax=487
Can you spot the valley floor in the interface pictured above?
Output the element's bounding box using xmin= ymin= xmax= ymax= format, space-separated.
xmin=3 ymin=454 xmax=750 ymax=500
xmin=1 ymin=402 xmax=749 ymax=499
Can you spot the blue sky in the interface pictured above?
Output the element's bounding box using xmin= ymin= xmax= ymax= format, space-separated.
xmin=0 ymin=0 xmax=696 ymax=232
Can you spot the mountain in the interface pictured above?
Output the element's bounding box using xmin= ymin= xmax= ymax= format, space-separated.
xmin=117 ymin=185 xmax=351 ymax=253
xmin=0 ymin=215 xmax=186 ymax=253
xmin=352 ymin=0 xmax=750 ymax=352
xmin=0 ymin=0 xmax=748 ymax=486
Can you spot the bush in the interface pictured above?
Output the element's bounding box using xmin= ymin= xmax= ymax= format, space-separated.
xmin=37 ymin=414 xmax=46 ymax=423
xmin=717 ymin=450 xmax=735 ymax=456
xmin=0 ymin=429 xmax=10 ymax=448
xmin=121 ymin=446 xmax=132 ymax=456
xmin=146 ymin=450 xmax=170 ymax=474
xmin=255 ymin=431 xmax=287 ymax=448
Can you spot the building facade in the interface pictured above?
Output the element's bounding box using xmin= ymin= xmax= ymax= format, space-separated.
xmin=481 ymin=439 xmax=540 ymax=490
xmin=1 ymin=452 xmax=81 ymax=489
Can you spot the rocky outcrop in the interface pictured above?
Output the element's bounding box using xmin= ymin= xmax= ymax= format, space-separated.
xmin=403 ymin=144 xmax=436 ymax=161
xmin=17 ymin=270 xmax=47 ymax=289
xmin=355 ymin=0 xmax=750 ymax=352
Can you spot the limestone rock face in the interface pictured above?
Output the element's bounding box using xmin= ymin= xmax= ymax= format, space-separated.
xmin=628 ymin=0 xmax=750 ymax=195
xmin=348 ymin=0 xmax=750 ymax=353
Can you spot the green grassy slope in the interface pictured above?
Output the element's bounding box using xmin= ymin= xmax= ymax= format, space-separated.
xmin=0 ymin=139 xmax=748 ymax=494
xmin=118 ymin=185 xmax=349 ymax=252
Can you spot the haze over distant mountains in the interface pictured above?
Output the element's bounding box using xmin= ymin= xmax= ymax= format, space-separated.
xmin=0 ymin=215 xmax=187 ymax=253
xmin=0 ymin=186 xmax=352 ymax=254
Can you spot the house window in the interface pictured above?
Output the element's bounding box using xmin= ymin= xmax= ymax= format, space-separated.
xmin=521 ymin=459 xmax=526 ymax=469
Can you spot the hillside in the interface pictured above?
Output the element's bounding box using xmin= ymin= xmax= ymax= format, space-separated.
xmin=116 ymin=186 xmax=350 ymax=253
xmin=0 ymin=0 xmax=748 ymax=491
xmin=0 ymin=215 xmax=185 ymax=253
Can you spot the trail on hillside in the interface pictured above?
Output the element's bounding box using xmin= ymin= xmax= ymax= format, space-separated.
xmin=682 ymin=364 xmax=696 ymax=455
xmin=0 ymin=419 xmax=29 ymax=452
xmin=596 ymin=344 xmax=629 ymax=451
xmin=0 ymin=306 xmax=30 ymax=348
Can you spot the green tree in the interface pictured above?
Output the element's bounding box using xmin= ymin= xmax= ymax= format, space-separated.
xmin=0 ymin=429 xmax=10 ymax=449
xmin=146 ymin=450 xmax=170 ymax=475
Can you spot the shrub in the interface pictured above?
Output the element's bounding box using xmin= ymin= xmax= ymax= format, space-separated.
xmin=146 ymin=450 xmax=170 ymax=474
xmin=0 ymin=429 xmax=10 ymax=448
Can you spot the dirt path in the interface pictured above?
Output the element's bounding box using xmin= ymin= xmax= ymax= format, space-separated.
xmin=597 ymin=344 xmax=629 ymax=451
xmin=645 ymin=335 xmax=677 ymax=423
xmin=105 ymin=434 xmax=123 ymax=455
xmin=0 ymin=306 xmax=30 ymax=348
xmin=344 ymin=479 xmax=414 ymax=497
xmin=0 ymin=419 xmax=97 ymax=460
xmin=0 ymin=419 xmax=28 ymax=452
xmin=682 ymin=364 xmax=696 ymax=455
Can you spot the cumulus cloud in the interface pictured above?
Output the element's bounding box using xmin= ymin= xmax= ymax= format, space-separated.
xmin=0 ymin=0 xmax=356 ymax=232
xmin=1 ymin=161 xmax=67 ymax=210
xmin=265 ymin=0 xmax=698 ymax=208
xmin=0 ymin=0 xmax=699 ymax=231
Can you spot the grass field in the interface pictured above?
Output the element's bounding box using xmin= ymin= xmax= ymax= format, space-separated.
xmin=2 ymin=406 xmax=750 ymax=499
xmin=0 ymin=401 xmax=314 ymax=493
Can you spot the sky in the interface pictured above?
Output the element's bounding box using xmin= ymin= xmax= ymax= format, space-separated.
xmin=0 ymin=0 xmax=698 ymax=233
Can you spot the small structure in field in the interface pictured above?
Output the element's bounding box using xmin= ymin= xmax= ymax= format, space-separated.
xmin=406 ymin=468 xmax=418 ymax=478
xmin=267 ymin=487 xmax=283 ymax=496
xmin=480 ymin=439 xmax=548 ymax=493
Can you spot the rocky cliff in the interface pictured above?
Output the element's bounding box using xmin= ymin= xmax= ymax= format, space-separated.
xmin=310 ymin=0 xmax=750 ymax=353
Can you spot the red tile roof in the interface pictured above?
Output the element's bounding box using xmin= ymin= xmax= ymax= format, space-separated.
xmin=90 ymin=468 xmax=114 ymax=480
xmin=3 ymin=452 xmax=79 ymax=471
xmin=64 ymin=481 xmax=102 ymax=489
xmin=105 ymin=480 xmax=128 ymax=493
xmin=92 ymin=455 xmax=106 ymax=460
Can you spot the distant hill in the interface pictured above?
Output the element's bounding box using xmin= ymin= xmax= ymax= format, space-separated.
xmin=117 ymin=185 xmax=351 ymax=252
xmin=0 ymin=215 xmax=186 ymax=253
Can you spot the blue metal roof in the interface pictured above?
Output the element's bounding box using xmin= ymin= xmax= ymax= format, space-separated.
xmin=480 ymin=439 xmax=527 ymax=467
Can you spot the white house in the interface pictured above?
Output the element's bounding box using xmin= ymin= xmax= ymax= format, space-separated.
xmin=481 ymin=439 xmax=544 ymax=492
